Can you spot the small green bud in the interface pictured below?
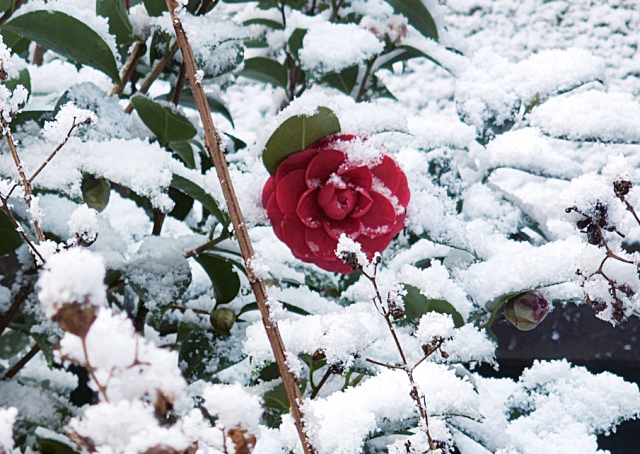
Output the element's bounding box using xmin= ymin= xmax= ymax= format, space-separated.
xmin=210 ymin=307 xmax=236 ymax=334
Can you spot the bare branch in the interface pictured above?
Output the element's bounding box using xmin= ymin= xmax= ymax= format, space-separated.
xmin=164 ymin=2 xmax=318 ymax=453
xmin=1 ymin=118 xmax=45 ymax=242
xmin=111 ymin=40 xmax=146 ymax=97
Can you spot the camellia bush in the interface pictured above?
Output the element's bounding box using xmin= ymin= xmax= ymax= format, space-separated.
xmin=0 ymin=0 xmax=639 ymax=453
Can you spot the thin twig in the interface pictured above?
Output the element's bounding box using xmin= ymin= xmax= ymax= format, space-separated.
xmin=361 ymin=263 xmax=437 ymax=451
xmin=27 ymin=118 xmax=84 ymax=185
xmin=164 ymin=2 xmax=317 ymax=453
xmin=184 ymin=232 xmax=229 ymax=258
xmin=1 ymin=344 xmax=40 ymax=380
xmin=111 ymin=40 xmax=146 ymax=97
xmin=172 ymin=63 xmax=187 ymax=105
xmin=355 ymin=57 xmax=376 ymax=102
xmin=2 ymin=118 xmax=45 ymax=242
xmin=0 ymin=196 xmax=45 ymax=263
xmin=0 ymin=283 xmax=30 ymax=338
xmin=365 ymin=358 xmax=405 ymax=370
xmin=82 ymin=338 xmax=109 ymax=402
xmin=310 ymin=367 xmax=332 ymax=399
xmin=124 ymin=41 xmax=180 ymax=114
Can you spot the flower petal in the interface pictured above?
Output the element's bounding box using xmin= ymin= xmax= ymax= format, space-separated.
xmin=305 ymin=226 xmax=339 ymax=260
xmin=323 ymin=217 xmax=361 ymax=240
xmin=262 ymin=176 xmax=276 ymax=208
xmin=315 ymin=257 xmax=354 ymax=274
xmin=394 ymin=171 xmax=410 ymax=208
xmin=266 ymin=193 xmax=284 ymax=240
xmin=305 ymin=149 xmax=346 ymax=187
xmin=296 ymin=188 xmax=322 ymax=228
xmin=359 ymin=192 xmax=397 ymax=238
xmin=276 ymin=169 xmax=307 ymax=215
xmin=282 ymin=216 xmax=314 ymax=260
xmin=371 ymin=155 xmax=400 ymax=194
xmin=339 ymin=166 xmax=372 ymax=190
xmin=358 ymin=232 xmax=395 ymax=259
xmin=275 ymin=147 xmax=318 ymax=183
xmin=350 ymin=189 xmax=374 ymax=219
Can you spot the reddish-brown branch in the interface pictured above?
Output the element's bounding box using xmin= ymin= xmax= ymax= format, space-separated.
xmin=111 ymin=41 xmax=146 ymax=97
xmin=1 ymin=344 xmax=40 ymax=380
xmin=164 ymin=3 xmax=317 ymax=453
xmin=2 ymin=118 xmax=45 ymax=242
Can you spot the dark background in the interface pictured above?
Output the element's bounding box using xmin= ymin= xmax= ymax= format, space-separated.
xmin=478 ymin=304 xmax=640 ymax=453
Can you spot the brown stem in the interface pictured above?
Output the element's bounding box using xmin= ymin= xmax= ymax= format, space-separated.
xmin=111 ymin=41 xmax=146 ymax=97
xmin=0 ymin=196 xmax=45 ymax=263
xmin=362 ymin=265 xmax=437 ymax=451
xmin=0 ymin=0 xmax=27 ymax=27
xmin=365 ymin=358 xmax=405 ymax=370
xmin=625 ymin=200 xmax=640 ymax=227
xmin=172 ymin=63 xmax=187 ymax=105
xmin=355 ymin=58 xmax=376 ymax=102
xmin=124 ymin=41 xmax=180 ymax=114
xmin=330 ymin=0 xmax=345 ymax=21
xmin=32 ymin=45 xmax=45 ymax=66
xmin=2 ymin=119 xmax=45 ymax=242
xmin=1 ymin=344 xmax=40 ymax=380
xmin=81 ymin=338 xmax=109 ymax=402
xmin=152 ymin=209 xmax=165 ymax=236
xmin=164 ymin=2 xmax=317 ymax=453
xmin=184 ymin=233 xmax=228 ymax=258
xmin=310 ymin=367 xmax=332 ymax=399
xmin=0 ymin=283 xmax=30 ymax=338
xmin=27 ymin=118 xmax=84 ymax=185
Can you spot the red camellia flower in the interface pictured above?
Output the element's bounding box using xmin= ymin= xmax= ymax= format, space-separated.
xmin=262 ymin=134 xmax=410 ymax=273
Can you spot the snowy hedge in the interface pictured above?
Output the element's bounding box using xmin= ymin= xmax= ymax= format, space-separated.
xmin=0 ymin=0 xmax=638 ymax=453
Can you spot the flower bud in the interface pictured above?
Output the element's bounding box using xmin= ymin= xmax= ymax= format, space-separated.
xmin=210 ymin=308 xmax=236 ymax=334
xmin=504 ymin=291 xmax=550 ymax=331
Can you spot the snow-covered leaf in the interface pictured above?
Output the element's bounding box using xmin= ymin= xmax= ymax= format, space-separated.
xmin=240 ymin=57 xmax=287 ymax=88
xmin=130 ymin=94 xmax=197 ymax=144
xmin=383 ymin=0 xmax=438 ymax=41
xmin=96 ymin=0 xmax=134 ymax=45
xmin=4 ymin=11 xmax=121 ymax=85
xmin=402 ymin=284 xmax=464 ymax=327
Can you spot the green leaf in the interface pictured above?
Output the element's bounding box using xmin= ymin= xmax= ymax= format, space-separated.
xmin=195 ymin=253 xmax=241 ymax=304
xmin=321 ymin=65 xmax=358 ymax=94
xmin=380 ymin=45 xmax=442 ymax=70
xmin=170 ymin=174 xmax=226 ymax=224
xmin=173 ymin=88 xmax=235 ymax=128
xmin=4 ymin=68 xmax=30 ymax=96
xmin=168 ymin=141 xmax=196 ymax=169
xmin=81 ymin=174 xmax=111 ymax=212
xmin=96 ymin=0 xmax=134 ymax=45
xmin=242 ymin=18 xmax=283 ymax=29
xmin=288 ymin=28 xmax=307 ymax=61
xmin=168 ymin=186 xmax=195 ymax=220
xmin=383 ymin=0 xmax=438 ymax=41
xmin=402 ymin=284 xmax=464 ymax=327
xmin=262 ymin=106 xmax=341 ymax=174
xmin=0 ymin=29 xmax=30 ymax=56
xmin=0 ymin=210 xmax=22 ymax=256
xmin=240 ymin=57 xmax=287 ymax=88
xmin=0 ymin=329 xmax=29 ymax=360
xmin=238 ymin=301 xmax=311 ymax=316
xmin=142 ymin=0 xmax=167 ymax=16
xmin=37 ymin=434 xmax=79 ymax=454
xmin=131 ymin=94 xmax=197 ymax=144
xmin=178 ymin=329 xmax=236 ymax=380
xmin=0 ymin=0 xmax=11 ymax=13
xmin=4 ymin=10 xmax=121 ymax=85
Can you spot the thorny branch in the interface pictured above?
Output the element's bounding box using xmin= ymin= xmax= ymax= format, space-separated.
xmin=358 ymin=258 xmax=443 ymax=452
xmin=164 ymin=2 xmax=318 ymax=454
xmin=568 ymin=179 xmax=640 ymax=323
